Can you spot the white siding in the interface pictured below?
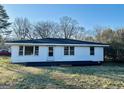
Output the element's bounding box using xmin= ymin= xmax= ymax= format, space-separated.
xmin=54 ymin=46 xmax=104 ymax=62
xmin=11 ymin=45 xmax=104 ymax=63
xmin=11 ymin=46 xmax=48 ymax=63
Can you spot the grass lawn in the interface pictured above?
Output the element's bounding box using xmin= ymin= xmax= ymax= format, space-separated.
xmin=0 ymin=57 xmax=124 ymax=89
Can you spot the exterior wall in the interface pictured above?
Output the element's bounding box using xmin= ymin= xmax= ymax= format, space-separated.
xmin=11 ymin=46 xmax=48 ymax=63
xmin=11 ymin=45 xmax=104 ymax=63
xmin=54 ymin=46 xmax=104 ymax=62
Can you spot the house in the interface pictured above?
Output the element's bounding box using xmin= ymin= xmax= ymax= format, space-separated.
xmin=6 ymin=38 xmax=109 ymax=66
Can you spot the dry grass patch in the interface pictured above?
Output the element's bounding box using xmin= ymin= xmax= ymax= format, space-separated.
xmin=50 ymin=71 xmax=124 ymax=88
xmin=0 ymin=57 xmax=124 ymax=89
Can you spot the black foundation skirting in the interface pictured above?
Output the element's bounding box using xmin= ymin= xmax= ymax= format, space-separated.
xmin=13 ymin=61 xmax=103 ymax=66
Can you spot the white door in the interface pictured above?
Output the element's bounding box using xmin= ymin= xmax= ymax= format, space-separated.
xmin=47 ymin=46 xmax=54 ymax=61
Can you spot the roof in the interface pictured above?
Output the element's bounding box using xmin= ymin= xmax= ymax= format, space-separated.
xmin=6 ymin=38 xmax=108 ymax=46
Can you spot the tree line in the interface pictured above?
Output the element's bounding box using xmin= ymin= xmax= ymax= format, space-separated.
xmin=0 ymin=4 xmax=124 ymax=62
xmin=11 ymin=17 xmax=85 ymax=40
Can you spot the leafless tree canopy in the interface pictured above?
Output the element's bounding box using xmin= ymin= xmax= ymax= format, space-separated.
xmin=59 ymin=16 xmax=81 ymax=39
xmin=12 ymin=18 xmax=34 ymax=40
xmin=34 ymin=21 xmax=59 ymax=39
xmin=12 ymin=16 xmax=85 ymax=40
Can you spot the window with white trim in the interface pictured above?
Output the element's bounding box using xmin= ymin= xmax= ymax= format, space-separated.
xmin=90 ymin=47 xmax=95 ymax=55
xmin=35 ymin=46 xmax=39 ymax=55
xmin=25 ymin=46 xmax=34 ymax=55
xmin=19 ymin=46 xmax=23 ymax=56
xmin=64 ymin=46 xmax=69 ymax=55
xmin=64 ymin=46 xmax=75 ymax=55
xmin=48 ymin=47 xmax=53 ymax=56
xmin=70 ymin=46 xmax=74 ymax=55
xmin=19 ymin=46 xmax=39 ymax=56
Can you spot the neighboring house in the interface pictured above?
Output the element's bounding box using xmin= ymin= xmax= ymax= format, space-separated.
xmin=6 ymin=38 xmax=109 ymax=66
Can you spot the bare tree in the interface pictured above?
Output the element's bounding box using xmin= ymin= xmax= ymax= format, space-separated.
xmin=12 ymin=18 xmax=34 ymax=40
xmin=73 ymin=26 xmax=85 ymax=40
xmin=34 ymin=21 xmax=59 ymax=38
xmin=94 ymin=26 xmax=103 ymax=42
xmin=85 ymin=36 xmax=95 ymax=42
xmin=94 ymin=26 xmax=114 ymax=43
xmin=59 ymin=16 xmax=80 ymax=39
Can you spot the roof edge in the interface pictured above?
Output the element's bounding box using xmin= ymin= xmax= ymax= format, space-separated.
xmin=5 ymin=42 xmax=109 ymax=47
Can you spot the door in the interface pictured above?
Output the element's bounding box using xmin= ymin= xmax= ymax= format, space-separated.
xmin=47 ymin=46 xmax=54 ymax=61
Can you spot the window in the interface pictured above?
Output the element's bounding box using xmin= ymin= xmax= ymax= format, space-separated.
xmin=48 ymin=47 xmax=53 ymax=56
xmin=19 ymin=46 xmax=23 ymax=56
xmin=19 ymin=46 xmax=39 ymax=56
xmin=35 ymin=46 xmax=39 ymax=55
xmin=25 ymin=46 xmax=33 ymax=55
xmin=64 ymin=46 xmax=69 ymax=55
xmin=64 ymin=46 xmax=75 ymax=55
xmin=90 ymin=47 xmax=94 ymax=55
xmin=70 ymin=46 xmax=74 ymax=55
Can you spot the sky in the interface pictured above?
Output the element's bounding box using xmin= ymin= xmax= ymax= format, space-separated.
xmin=3 ymin=4 xmax=124 ymax=31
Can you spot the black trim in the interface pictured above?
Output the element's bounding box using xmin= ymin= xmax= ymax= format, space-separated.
xmin=13 ymin=61 xmax=103 ymax=66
